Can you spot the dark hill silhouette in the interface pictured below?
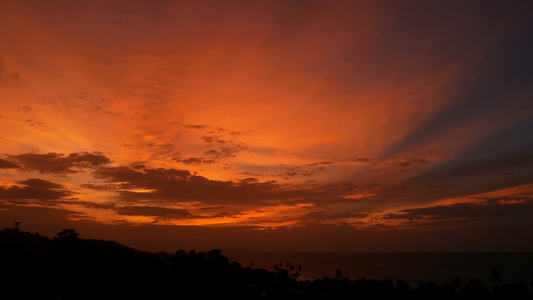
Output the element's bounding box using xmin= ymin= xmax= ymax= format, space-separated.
xmin=1 ymin=228 xmax=532 ymax=299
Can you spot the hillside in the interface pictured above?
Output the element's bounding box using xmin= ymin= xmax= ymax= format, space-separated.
xmin=1 ymin=229 xmax=531 ymax=299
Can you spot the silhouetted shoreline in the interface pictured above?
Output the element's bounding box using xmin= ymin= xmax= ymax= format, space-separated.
xmin=1 ymin=229 xmax=532 ymax=299
xmin=224 ymin=249 xmax=533 ymax=286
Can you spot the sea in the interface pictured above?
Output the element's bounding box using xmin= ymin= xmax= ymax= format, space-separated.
xmin=223 ymin=250 xmax=533 ymax=288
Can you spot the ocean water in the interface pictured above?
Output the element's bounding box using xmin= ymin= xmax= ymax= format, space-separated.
xmin=223 ymin=250 xmax=533 ymax=287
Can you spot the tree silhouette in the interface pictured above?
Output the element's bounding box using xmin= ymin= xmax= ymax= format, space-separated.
xmin=335 ymin=268 xmax=343 ymax=280
xmin=491 ymin=268 xmax=501 ymax=291
xmin=1 ymin=227 xmax=532 ymax=300
xmin=453 ymin=276 xmax=462 ymax=292
xmin=53 ymin=228 xmax=79 ymax=241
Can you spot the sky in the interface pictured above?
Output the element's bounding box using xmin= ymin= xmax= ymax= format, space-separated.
xmin=0 ymin=0 xmax=532 ymax=252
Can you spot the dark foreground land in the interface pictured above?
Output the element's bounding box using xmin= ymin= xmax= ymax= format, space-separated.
xmin=1 ymin=229 xmax=532 ymax=300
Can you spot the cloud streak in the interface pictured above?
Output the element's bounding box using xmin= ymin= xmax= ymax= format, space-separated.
xmin=0 ymin=178 xmax=72 ymax=201
xmin=7 ymin=152 xmax=111 ymax=174
xmin=116 ymin=206 xmax=191 ymax=219
xmin=0 ymin=158 xmax=19 ymax=169
xmin=381 ymin=195 xmax=533 ymax=230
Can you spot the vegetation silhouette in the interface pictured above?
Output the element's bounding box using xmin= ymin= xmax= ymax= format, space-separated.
xmin=1 ymin=228 xmax=532 ymax=299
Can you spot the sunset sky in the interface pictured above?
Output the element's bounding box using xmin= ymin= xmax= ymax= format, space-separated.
xmin=0 ymin=0 xmax=532 ymax=252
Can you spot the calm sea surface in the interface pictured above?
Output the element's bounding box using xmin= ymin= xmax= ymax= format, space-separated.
xmin=224 ymin=250 xmax=533 ymax=287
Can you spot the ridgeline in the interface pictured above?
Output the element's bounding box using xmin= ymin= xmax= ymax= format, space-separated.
xmin=1 ymin=228 xmax=531 ymax=299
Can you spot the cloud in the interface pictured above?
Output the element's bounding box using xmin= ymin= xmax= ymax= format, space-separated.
xmin=205 ymin=145 xmax=245 ymax=160
xmin=202 ymin=136 xmax=226 ymax=143
xmin=383 ymin=195 xmax=533 ymax=222
xmin=116 ymin=206 xmax=191 ymax=219
xmin=385 ymin=157 xmax=429 ymax=168
xmin=300 ymin=210 xmax=368 ymax=223
xmin=7 ymin=152 xmax=111 ymax=173
xmin=305 ymin=161 xmax=333 ymax=167
xmin=382 ymin=212 xmax=424 ymax=221
xmin=180 ymin=145 xmax=246 ymax=165
xmin=0 ymin=178 xmax=73 ymax=200
xmin=0 ymin=158 xmax=20 ymax=169
xmin=91 ymin=165 xmax=364 ymax=206
xmin=278 ymin=165 xmax=326 ymax=180
xmin=59 ymin=200 xmax=115 ymax=210
xmin=183 ymin=124 xmax=207 ymax=130
xmin=92 ymin=165 xmax=284 ymax=204
xmin=181 ymin=157 xmax=205 ymax=165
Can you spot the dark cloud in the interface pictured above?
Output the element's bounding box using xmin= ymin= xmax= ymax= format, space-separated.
xmin=181 ymin=157 xmax=204 ymax=165
xmin=0 ymin=158 xmax=20 ymax=169
xmin=205 ymin=145 xmax=245 ymax=160
xmin=180 ymin=145 xmax=245 ymax=165
xmin=386 ymin=157 xmax=429 ymax=168
xmin=202 ymin=136 xmax=215 ymax=143
xmin=7 ymin=152 xmax=111 ymax=173
xmin=277 ymin=161 xmax=335 ymax=180
xmin=384 ymin=196 xmax=533 ymax=223
xmin=382 ymin=212 xmax=424 ymax=221
xmin=22 ymin=105 xmax=32 ymax=112
xmin=199 ymin=206 xmax=226 ymax=211
xmin=93 ymin=166 xmax=282 ymax=204
xmin=91 ymin=165 xmax=363 ymax=205
xmin=202 ymin=136 xmax=226 ymax=143
xmin=0 ymin=178 xmax=72 ymax=200
xmin=216 ymin=127 xmax=243 ymax=136
xmin=473 ymin=195 xmax=532 ymax=205
xmin=343 ymin=157 xmax=371 ymax=163
xmin=183 ymin=124 xmax=207 ymax=129
xmin=19 ymin=178 xmax=63 ymax=189
xmin=239 ymin=177 xmax=259 ymax=184
xmin=64 ymin=200 xmax=115 ymax=210
xmin=362 ymin=223 xmax=395 ymax=231
xmin=116 ymin=206 xmax=191 ymax=219
xmin=279 ymin=166 xmax=325 ymax=179
xmin=132 ymin=163 xmax=146 ymax=170
xmin=80 ymin=183 xmax=117 ymax=191
xmin=300 ymin=210 xmax=368 ymax=223
xmin=306 ymin=161 xmax=333 ymax=167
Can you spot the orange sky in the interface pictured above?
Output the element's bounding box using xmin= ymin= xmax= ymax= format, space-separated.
xmin=0 ymin=0 xmax=532 ymax=252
